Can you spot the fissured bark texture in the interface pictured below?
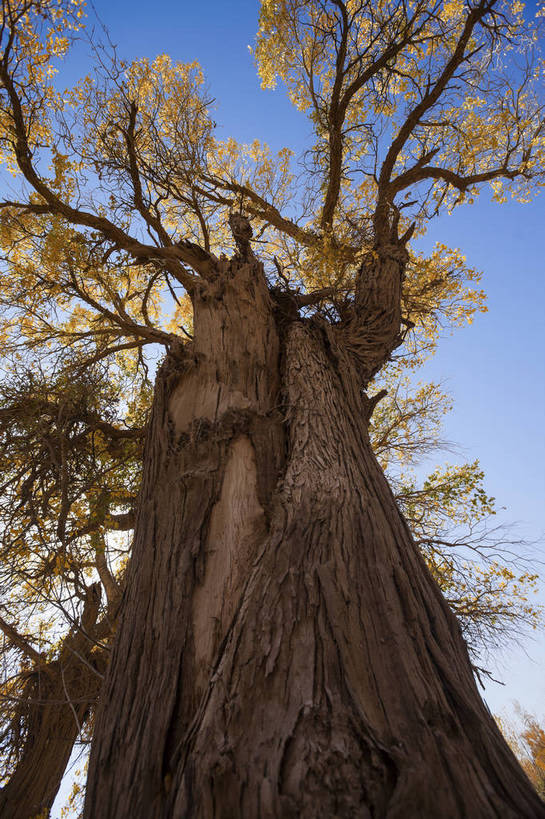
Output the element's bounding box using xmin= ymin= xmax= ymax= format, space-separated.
xmin=84 ymin=256 xmax=544 ymax=818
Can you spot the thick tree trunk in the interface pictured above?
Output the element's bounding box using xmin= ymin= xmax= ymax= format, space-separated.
xmin=84 ymin=254 xmax=543 ymax=818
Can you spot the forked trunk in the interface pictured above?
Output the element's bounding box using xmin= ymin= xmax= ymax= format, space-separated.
xmin=84 ymin=254 xmax=544 ymax=818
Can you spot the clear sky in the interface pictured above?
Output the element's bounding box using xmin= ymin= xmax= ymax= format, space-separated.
xmin=51 ymin=5 xmax=544 ymax=811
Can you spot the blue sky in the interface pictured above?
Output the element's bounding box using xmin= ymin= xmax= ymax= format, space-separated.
xmin=416 ymin=198 xmax=545 ymax=718
xmin=69 ymin=0 xmax=544 ymax=729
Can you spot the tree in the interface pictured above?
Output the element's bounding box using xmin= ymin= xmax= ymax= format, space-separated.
xmin=1 ymin=340 xmax=541 ymax=815
xmin=498 ymin=707 xmax=545 ymax=800
xmin=0 ymin=0 xmax=544 ymax=815
xmin=2 ymin=239 xmax=539 ymax=816
xmin=1 ymin=358 xmax=541 ymax=814
xmin=0 ymin=359 xmax=144 ymax=816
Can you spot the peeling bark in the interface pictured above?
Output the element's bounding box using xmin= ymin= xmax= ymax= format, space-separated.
xmin=84 ymin=253 xmax=544 ymax=818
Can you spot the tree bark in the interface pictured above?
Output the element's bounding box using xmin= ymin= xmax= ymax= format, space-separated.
xmin=84 ymin=253 xmax=544 ymax=818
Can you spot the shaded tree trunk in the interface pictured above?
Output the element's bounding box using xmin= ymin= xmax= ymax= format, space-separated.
xmin=0 ymin=585 xmax=106 ymax=819
xmin=84 ymin=250 xmax=544 ymax=818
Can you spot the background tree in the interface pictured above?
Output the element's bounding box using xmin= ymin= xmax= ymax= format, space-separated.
xmin=0 ymin=352 xmax=145 ymax=817
xmin=497 ymin=707 xmax=545 ymax=800
xmin=0 ymin=0 xmax=544 ymax=816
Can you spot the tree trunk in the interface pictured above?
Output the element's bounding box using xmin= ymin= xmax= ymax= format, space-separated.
xmin=84 ymin=253 xmax=544 ymax=818
xmin=0 ymin=585 xmax=105 ymax=819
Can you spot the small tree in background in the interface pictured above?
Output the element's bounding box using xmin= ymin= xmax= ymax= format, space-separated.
xmin=498 ymin=707 xmax=545 ymax=800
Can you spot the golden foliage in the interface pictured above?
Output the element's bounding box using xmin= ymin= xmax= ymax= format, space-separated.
xmin=497 ymin=707 xmax=545 ymax=798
